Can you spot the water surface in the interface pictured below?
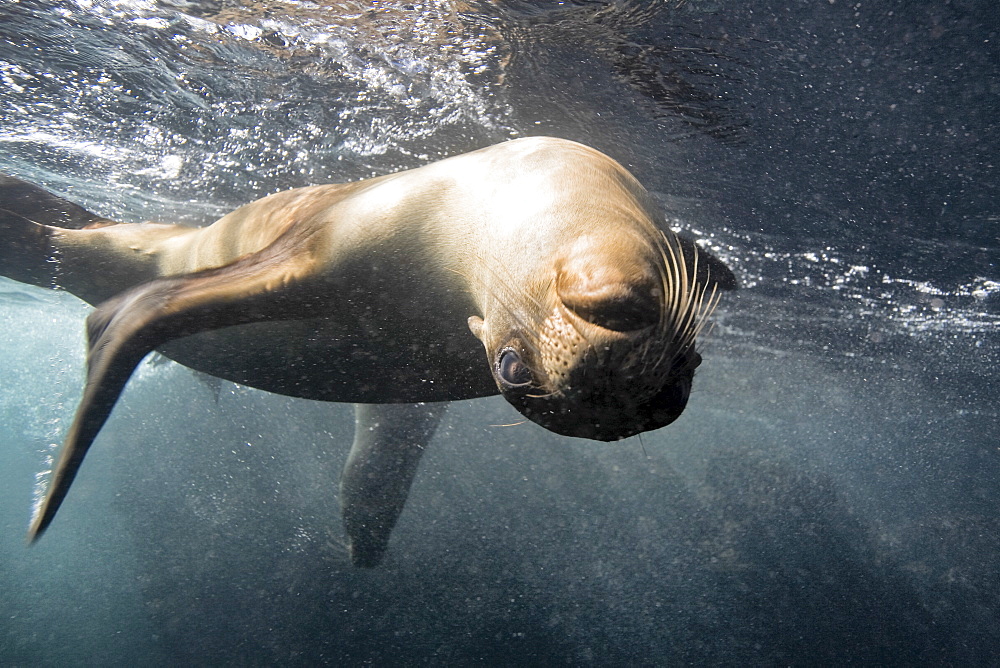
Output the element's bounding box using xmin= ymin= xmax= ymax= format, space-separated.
xmin=1 ymin=0 xmax=997 ymax=664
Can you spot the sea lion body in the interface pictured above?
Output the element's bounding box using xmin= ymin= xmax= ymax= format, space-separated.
xmin=0 ymin=137 xmax=735 ymax=565
xmin=44 ymin=138 xmax=666 ymax=402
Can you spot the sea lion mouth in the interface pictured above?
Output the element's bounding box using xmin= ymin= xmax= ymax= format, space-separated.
xmin=503 ymin=372 xmax=693 ymax=441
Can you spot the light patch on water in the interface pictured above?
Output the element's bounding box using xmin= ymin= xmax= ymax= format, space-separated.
xmin=0 ymin=60 xmax=30 ymax=92
xmin=882 ymin=275 xmax=1000 ymax=301
xmin=712 ymin=227 xmax=998 ymax=337
xmin=288 ymin=525 xmax=316 ymax=552
xmin=671 ymin=222 xmax=999 ymax=370
xmin=0 ymin=286 xmax=89 ymax=530
xmin=0 ymin=0 xmax=513 ymax=218
xmin=133 ymin=153 xmax=184 ymax=179
xmin=130 ymin=16 xmax=169 ymax=30
xmin=24 ymin=353 xmax=81 ymax=533
xmin=0 ymin=131 xmax=129 ymax=161
xmin=30 ymin=443 xmax=58 ymax=527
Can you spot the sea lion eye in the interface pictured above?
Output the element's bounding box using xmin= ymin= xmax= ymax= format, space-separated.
xmin=497 ymin=348 xmax=532 ymax=387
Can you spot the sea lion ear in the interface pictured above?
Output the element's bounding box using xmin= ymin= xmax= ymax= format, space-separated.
xmin=675 ymin=234 xmax=739 ymax=291
xmin=467 ymin=315 xmax=485 ymax=341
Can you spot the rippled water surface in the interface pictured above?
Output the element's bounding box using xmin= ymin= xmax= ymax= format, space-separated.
xmin=1 ymin=0 xmax=998 ymax=664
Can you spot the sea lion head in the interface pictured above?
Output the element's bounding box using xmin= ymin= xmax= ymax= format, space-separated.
xmin=469 ymin=230 xmax=725 ymax=442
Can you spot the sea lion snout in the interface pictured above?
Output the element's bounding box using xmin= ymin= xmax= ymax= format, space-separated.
xmin=555 ymin=254 xmax=661 ymax=332
xmin=494 ymin=227 xmax=717 ymax=442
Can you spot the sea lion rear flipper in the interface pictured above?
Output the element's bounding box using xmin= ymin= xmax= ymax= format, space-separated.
xmin=0 ymin=174 xmax=109 ymax=229
xmin=27 ymin=235 xmax=321 ymax=542
xmin=340 ymin=402 xmax=447 ymax=567
xmin=0 ymin=174 xmax=113 ymax=288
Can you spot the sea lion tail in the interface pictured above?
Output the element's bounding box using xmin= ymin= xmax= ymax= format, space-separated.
xmin=27 ymin=229 xmax=319 ymax=541
xmin=27 ymin=285 xmax=168 ymax=541
xmin=0 ymin=173 xmax=112 ymax=287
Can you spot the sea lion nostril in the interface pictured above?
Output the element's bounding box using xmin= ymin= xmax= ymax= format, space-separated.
xmin=556 ymin=257 xmax=661 ymax=331
xmin=558 ymin=282 xmax=660 ymax=331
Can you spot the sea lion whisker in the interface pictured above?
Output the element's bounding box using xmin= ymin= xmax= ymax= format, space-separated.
xmin=631 ymin=235 xmax=674 ymax=376
xmin=443 ymin=265 xmax=472 ymax=281
xmin=651 ymin=232 xmax=672 ymax=339
xmin=674 ymin=280 xmax=705 ymax=355
xmin=651 ymin=232 xmax=692 ymax=372
xmin=655 ymin=232 xmax=677 ymax=329
xmin=679 ymin=239 xmax=703 ymax=337
xmin=325 ymin=534 xmax=350 ymax=556
xmin=673 ymin=298 xmax=710 ymax=362
xmin=489 ymin=420 xmax=529 ymax=427
xmin=662 ymin=233 xmax=690 ymax=337
xmin=526 ymin=389 xmax=562 ymax=399
xmin=673 ymin=235 xmax=691 ymax=327
xmin=687 ymin=282 xmax=721 ymax=347
xmin=0 ymin=206 xmax=45 ymax=226
xmin=654 ymin=232 xmax=725 ymax=379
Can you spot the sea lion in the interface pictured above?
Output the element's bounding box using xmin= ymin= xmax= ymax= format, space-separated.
xmin=0 ymin=136 xmax=735 ymax=566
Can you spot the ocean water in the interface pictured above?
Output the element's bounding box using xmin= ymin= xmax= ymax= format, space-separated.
xmin=1 ymin=0 xmax=997 ymax=664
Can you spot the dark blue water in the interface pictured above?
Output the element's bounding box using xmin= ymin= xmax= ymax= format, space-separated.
xmin=1 ymin=0 xmax=997 ymax=664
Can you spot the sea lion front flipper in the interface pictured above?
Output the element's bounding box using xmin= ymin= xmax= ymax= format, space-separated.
xmin=27 ymin=234 xmax=322 ymax=542
xmin=675 ymin=234 xmax=739 ymax=291
xmin=340 ymin=402 xmax=447 ymax=567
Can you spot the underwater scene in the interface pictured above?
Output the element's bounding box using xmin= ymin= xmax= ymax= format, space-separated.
xmin=1 ymin=0 xmax=998 ymax=664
